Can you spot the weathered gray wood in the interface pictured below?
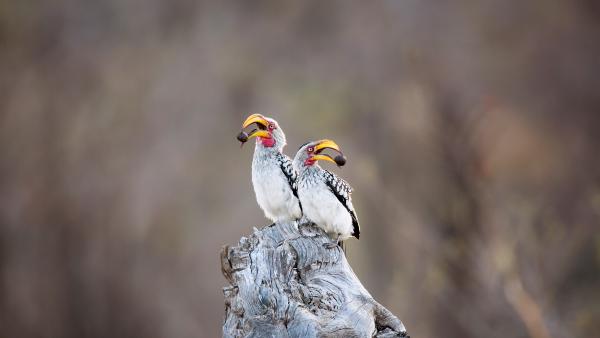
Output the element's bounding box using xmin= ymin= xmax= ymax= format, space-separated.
xmin=221 ymin=221 xmax=409 ymax=338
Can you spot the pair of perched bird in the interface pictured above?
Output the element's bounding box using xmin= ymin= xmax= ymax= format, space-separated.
xmin=237 ymin=113 xmax=359 ymax=248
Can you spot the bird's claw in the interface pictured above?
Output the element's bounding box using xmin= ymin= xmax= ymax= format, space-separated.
xmin=261 ymin=223 xmax=276 ymax=230
xmin=322 ymin=242 xmax=338 ymax=249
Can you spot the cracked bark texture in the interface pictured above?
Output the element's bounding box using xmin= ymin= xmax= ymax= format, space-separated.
xmin=221 ymin=221 xmax=408 ymax=338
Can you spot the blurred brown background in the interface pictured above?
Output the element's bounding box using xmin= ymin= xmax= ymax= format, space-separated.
xmin=1 ymin=1 xmax=599 ymax=337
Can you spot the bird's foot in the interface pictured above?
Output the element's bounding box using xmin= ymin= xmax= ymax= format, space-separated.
xmin=322 ymin=242 xmax=338 ymax=249
xmin=296 ymin=216 xmax=311 ymax=227
xmin=261 ymin=223 xmax=276 ymax=230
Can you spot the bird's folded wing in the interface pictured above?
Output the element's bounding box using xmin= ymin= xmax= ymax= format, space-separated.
xmin=323 ymin=170 xmax=360 ymax=239
xmin=276 ymin=153 xmax=301 ymax=201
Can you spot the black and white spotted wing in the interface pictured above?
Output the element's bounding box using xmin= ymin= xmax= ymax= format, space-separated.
xmin=275 ymin=152 xmax=302 ymax=212
xmin=323 ymin=170 xmax=360 ymax=239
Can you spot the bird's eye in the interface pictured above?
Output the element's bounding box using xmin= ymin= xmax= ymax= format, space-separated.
xmin=268 ymin=124 xmax=275 ymax=130
xmin=307 ymin=147 xmax=314 ymax=152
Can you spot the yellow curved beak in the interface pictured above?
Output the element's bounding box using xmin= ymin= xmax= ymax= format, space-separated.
xmin=311 ymin=154 xmax=337 ymax=164
xmin=312 ymin=139 xmax=342 ymax=164
xmin=247 ymin=130 xmax=270 ymax=139
xmin=242 ymin=114 xmax=270 ymax=139
xmin=314 ymin=139 xmax=341 ymax=153
xmin=242 ymin=114 xmax=268 ymax=129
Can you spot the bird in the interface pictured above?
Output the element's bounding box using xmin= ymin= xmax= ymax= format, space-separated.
xmin=293 ymin=139 xmax=359 ymax=248
xmin=237 ymin=113 xmax=302 ymax=223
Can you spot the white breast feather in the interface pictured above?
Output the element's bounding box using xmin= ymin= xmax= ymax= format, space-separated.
xmin=299 ymin=180 xmax=354 ymax=240
xmin=252 ymin=156 xmax=302 ymax=222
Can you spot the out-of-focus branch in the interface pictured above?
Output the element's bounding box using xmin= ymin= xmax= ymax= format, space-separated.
xmin=504 ymin=276 xmax=551 ymax=338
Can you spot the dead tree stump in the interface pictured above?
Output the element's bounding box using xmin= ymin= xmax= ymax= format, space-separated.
xmin=221 ymin=221 xmax=409 ymax=338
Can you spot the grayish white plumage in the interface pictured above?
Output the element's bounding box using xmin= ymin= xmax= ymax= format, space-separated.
xmin=240 ymin=114 xmax=302 ymax=223
xmin=293 ymin=140 xmax=360 ymax=243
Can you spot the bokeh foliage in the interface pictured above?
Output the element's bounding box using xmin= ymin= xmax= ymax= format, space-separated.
xmin=0 ymin=1 xmax=599 ymax=337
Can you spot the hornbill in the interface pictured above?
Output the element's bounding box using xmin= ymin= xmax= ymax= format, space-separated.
xmin=293 ymin=139 xmax=360 ymax=247
xmin=237 ymin=114 xmax=302 ymax=223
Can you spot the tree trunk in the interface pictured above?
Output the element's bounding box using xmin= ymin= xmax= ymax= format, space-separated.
xmin=221 ymin=221 xmax=409 ymax=338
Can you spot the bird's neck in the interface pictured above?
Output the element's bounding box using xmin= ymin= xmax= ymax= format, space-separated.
xmin=299 ymin=163 xmax=321 ymax=176
xmin=254 ymin=141 xmax=282 ymax=158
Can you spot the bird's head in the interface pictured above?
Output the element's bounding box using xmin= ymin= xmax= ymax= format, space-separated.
xmin=294 ymin=139 xmax=347 ymax=169
xmin=238 ymin=114 xmax=286 ymax=150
